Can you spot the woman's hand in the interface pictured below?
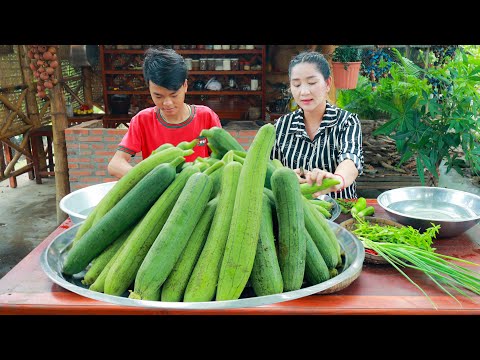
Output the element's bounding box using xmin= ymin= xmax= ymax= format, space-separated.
xmin=293 ymin=167 xmax=308 ymax=184
xmin=306 ymin=168 xmax=344 ymax=197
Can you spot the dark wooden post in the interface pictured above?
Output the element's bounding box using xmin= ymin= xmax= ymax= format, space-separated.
xmin=82 ymin=66 xmax=93 ymax=108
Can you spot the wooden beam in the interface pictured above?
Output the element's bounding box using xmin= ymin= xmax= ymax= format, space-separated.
xmin=0 ymin=163 xmax=34 ymax=182
xmin=60 ymin=75 xmax=82 ymax=82
xmin=3 ymin=131 xmax=32 ymax=177
xmin=50 ymin=58 xmax=70 ymax=224
xmin=0 ymin=90 xmax=30 ymax=136
xmin=0 ymin=84 xmax=27 ymax=93
xmin=4 ymin=145 xmax=23 ymax=177
xmin=17 ymin=45 xmax=42 ymax=128
xmin=320 ymin=45 xmax=338 ymax=105
xmin=2 ymin=137 xmax=33 ymax=159
xmin=0 ymin=142 xmax=5 ymax=174
xmin=38 ymin=100 xmax=50 ymax=119
xmin=1 ymin=124 xmax=33 ymax=139
xmin=62 ymin=82 xmax=84 ymax=105
xmin=2 ymin=142 xmax=17 ymax=187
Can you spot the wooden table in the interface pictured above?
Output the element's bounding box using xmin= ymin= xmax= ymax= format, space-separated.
xmin=1 ymin=199 xmax=480 ymax=315
xmin=67 ymin=114 xmax=104 ymax=127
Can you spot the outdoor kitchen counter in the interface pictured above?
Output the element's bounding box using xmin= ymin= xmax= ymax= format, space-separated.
xmin=1 ymin=199 xmax=480 ymax=315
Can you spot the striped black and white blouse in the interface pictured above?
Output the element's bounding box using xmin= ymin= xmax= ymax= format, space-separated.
xmin=270 ymin=102 xmax=364 ymax=199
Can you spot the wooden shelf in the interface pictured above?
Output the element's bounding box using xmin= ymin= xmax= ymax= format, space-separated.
xmin=176 ymin=49 xmax=262 ymax=55
xmin=188 ymin=90 xmax=263 ymax=96
xmin=104 ymin=70 xmax=143 ymax=74
xmin=103 ymin=49 xmax=145 ymax=54
xmin=103 ymin=49 xmax=263 ymax=55
xmin=269 ymin=112 xmax=285 ymax=121
xmin=106 ymin=90 xmax=149 ymax=95
xmin=105 ymin=90 xmax=263 ymax=96
xmin=104 ymin=70 xmax=263 ymax=76
xmin=67 ymin=114 xmax=104 ymax=126
xmin=189 ymin=71 xmax=263 ymax=75
xmin=102 ymin=114 xmax=132 ymax=128
xmin=100 ymin=45 xmax=267 ymax=124
xmin=103 ymin=114 xmax=132 ymax=120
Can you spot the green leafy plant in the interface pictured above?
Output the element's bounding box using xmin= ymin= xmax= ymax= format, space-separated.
xmin=336 ymin=75 xmax=390 ymax=120
xmin=370 ymin=47 xmax=480 ymax=183
xmin=332 ymin=46 xmax=363 ymax=62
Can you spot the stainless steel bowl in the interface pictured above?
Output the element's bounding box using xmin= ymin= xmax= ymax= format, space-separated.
xmin=59 ymin=182 xmax=117 ymax=224
xmin=316 ymin=194 xmax=341 ymax=222
xmin=41 ymin=221 xmax=364 ymax=309
xmin=377 ymin=186 xmax=480 ymax=238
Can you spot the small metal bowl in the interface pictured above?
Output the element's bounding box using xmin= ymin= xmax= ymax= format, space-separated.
xmin=314 ymin=194 xmax=341 ymax=222
xmin=377 ymin=186 xmax=480 ymax=238
xmin=59 ymin=182 xmax=117 ymax=224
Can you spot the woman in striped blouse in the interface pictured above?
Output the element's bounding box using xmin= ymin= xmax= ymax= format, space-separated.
xmin=271 ymin=51 xmax=364 ymax=199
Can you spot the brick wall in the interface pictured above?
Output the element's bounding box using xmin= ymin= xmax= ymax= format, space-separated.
xmin=64 ymin=120 xmax=260 ymax=191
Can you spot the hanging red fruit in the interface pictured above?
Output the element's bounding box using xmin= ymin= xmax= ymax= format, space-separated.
xmin=27 ymin=45 xmax=60 ymax=99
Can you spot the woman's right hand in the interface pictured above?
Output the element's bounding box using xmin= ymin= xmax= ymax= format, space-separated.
xmin=306 ymin=168 xmax=343 ymax=197
xmin=293 ymin=167 xmax=308 ymax=184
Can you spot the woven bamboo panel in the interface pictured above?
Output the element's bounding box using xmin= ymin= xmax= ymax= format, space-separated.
xmin=91 ymin=66 xmax=104 ymax=109
xmin=0 ymin=47 xmax=22 ymax=88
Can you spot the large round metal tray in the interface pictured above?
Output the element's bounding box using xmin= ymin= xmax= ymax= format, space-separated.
xmin=41 ymin=221 xmax=364 ymax=310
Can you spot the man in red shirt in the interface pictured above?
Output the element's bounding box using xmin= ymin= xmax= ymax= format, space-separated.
xmin=108 ymin=47 xmax=222 ymax=179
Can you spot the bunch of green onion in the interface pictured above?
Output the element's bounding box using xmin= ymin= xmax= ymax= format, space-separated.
xmin=353 ymin=220 xmax=480 ymax=309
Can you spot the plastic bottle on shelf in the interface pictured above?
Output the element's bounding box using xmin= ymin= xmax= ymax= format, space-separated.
xmin=250 ymin=77 xmax=259 ymax=91
xmin=66 ymin=102 xmax=74 ymax=117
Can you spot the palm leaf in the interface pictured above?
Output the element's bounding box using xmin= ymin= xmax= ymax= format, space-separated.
xmin=390 ymin=48 xmax=424 ymax=77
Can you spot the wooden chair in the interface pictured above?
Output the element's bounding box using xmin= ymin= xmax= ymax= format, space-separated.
xmin=30 ymin=125 xmax=54 ymax=184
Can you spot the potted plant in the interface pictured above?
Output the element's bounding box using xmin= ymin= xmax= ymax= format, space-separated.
xmin=331 ymin=46 xmax=363 ymax=89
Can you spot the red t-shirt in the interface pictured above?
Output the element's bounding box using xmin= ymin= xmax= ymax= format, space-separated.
xmin=118 ymin=105 xmax=221 ymax=162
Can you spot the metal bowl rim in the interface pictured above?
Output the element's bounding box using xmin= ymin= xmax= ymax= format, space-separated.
xmin=59 ymin=181 xmax=117 ymax=220
xmin=317 ymin=194 xmax=341 ymax=222
xmin=377 ymin=186 xmax=480 ymax=223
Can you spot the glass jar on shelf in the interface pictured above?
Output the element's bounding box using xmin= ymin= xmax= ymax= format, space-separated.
xmin=185 ymin=58 xmax=193 ymax=70
xmin=222 ymin=58 xmax=231 ymax=71
xmin=207 ymin=58 xmax=216 ymax=70
xmin=199 ymin=58 xmax=207 ymax=71
xmin=215 ymin=58 xmax=223 ymax=71
xmin=231 ymin=58 xmax=239 ymax=70
xmin=192 ymin=59 xmax=200 ymax=71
